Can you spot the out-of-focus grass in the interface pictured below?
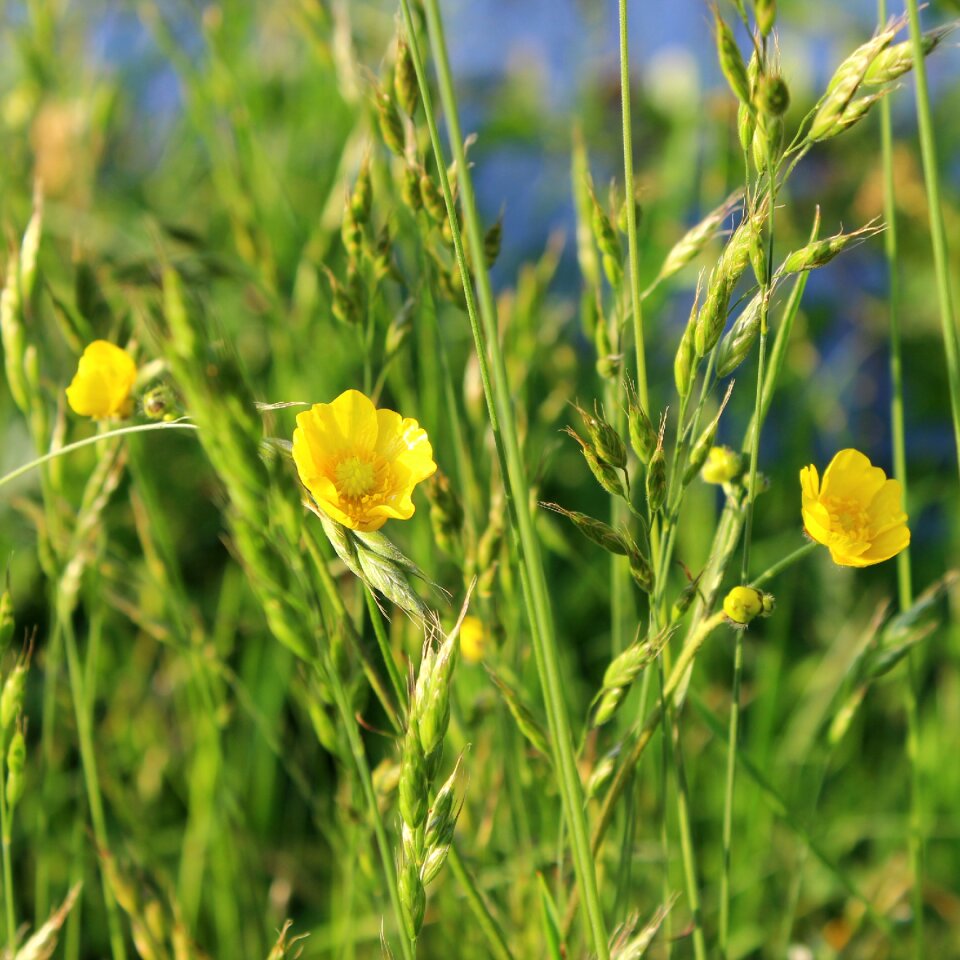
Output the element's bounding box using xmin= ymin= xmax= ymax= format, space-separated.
xmin=0 ymin=1 xmax=957 ymax=958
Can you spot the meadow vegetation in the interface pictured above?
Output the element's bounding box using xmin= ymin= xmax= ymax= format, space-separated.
xmin=0 ymin=0 xmax=958 ymax=957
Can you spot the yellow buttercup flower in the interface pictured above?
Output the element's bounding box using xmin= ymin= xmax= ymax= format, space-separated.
xmin=701 ymin=445 xmax=742 ymax=485
xmin=293 ymin=389 xmax=437 ymax=533
xmin=65 ymin=340 xmax=137 ymax=419
xmin=800 ymin=448 xmax=909 ymax=567
xmin=459 ymin=615 xmax=487 ymax=664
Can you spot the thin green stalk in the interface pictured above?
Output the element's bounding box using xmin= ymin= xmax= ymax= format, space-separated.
xmin=882 ymin=3 xmax=925 ymax=951
xmin=0 ymin=421 xmax=197 ymax=493
xmin=618 ymin=0 xmax=648 ymax=406
xmin=671 ymin=721 xmax=706 ymax=960
xmin=321 ymin=653 xmax=414 ymax=960
xmin=905 ymin=0 xmax=960 ymax=480
xmin=0 ymin=747 xmax=15 ymax=953
xmin=364 ymin=588 xmax=409 ymax=714
xmin=60 ymin=610 xmax=128 ymax=960
xmin=399 ymin=3 xmax=610 ymax=954
xmin=720 ymin=123 xmax=778 ymax=955
xmin=749 ymin=541 xmax=817 ymax=588
xmin=447 ymin=846 xmax=515 ymax=960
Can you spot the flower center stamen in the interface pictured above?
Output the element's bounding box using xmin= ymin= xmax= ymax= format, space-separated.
xmin=824 ymin=496 xmax=870 ymax=544
xmin=335 ymin=457 xmax=376 ymax=498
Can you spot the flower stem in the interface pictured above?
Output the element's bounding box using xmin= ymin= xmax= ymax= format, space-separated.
xmin=721 ymin=120 xmax=778 ymax=957
xmin=399 ymin=3 xmax=610 ymax=954
xmin=884 ymin=2 xmax=925 ymax=952
xmin=905 ymin=0 xmax=960 ymax=483
xmin=0 ymin=421 xmax=197 ymax=493
xmin=618 ymin=0 xmax=648 ymax=407
xmin=749 ymin=541 xmax=817 ymax=589
xmin=0 ymin=748 xmax=16 ymax=953
xmin=60 ymin=608 xmax=128 ymax=960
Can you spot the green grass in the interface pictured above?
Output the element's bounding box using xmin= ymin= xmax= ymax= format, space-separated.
xmin=0 ymin=1 xmax=958 ymax=958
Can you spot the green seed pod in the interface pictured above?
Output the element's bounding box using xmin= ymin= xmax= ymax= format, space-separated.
xmin=1 ymin=663 xmax=27 ymax=733
xmin=592 ymin=627 xmax=669 ymax=726
xmin=590 ymin=190 xmax=622 ymax=287
xmin=399 ymin=722 xmax=428 ymax=830
xmin=0 ymin=590 xmax=13 ymax=653
xmin=671 ymin=577 xmax=701 ymax=621
xmin=809 ymin=26 xmax=896 ymax=142
xmin=646 ymin=445 xmax=667 ymax=516
xmin=683 ymin=382 xmax=734 ymax=486
xmin=781 ymin=220 xmax=882 ymax=273
xmin=5 ymin=728 xmax=24 ymax=810
xmin=488 ymin=671 xmax=551 ymax=761
xmin=757 ymin=73 xmax=790 ymax=117
xmin=394 ymin=36 xmax=420 ymax=117
xmin=540 ymin=503 xmax=629 ymax=556
xmin=341 ymin=191 xmax=364 ymax=259
xmin=753 ymin=0 xmax=775 ymax=36
xmin=752 ymin=112 xmax=784 ymax=171
xmin=483 ymin=213 xmax=503 ymax=268
xmin=567 ymin=429 xmax=626 ymax=499
xmin=716 ymin=292 xmax=763 ymax=378
xmin=626 ymin=387 xmax=657 ymax=464
xmin=628 ymin=547 xmax=654 ymax=594
xmin=585 ymin=751 xmax=616 ymax=799
xmin=737 ymin=100 xmax=755 ymax=156
xmin=420 ymin=170 xmax=446 ymax=223
xmin=576 ymin=402 xmax=626 ymax=471
xmin=401 ymin=164 xmax=422 ymax=212
xmin=349 ymin=157 xmax=372 ymax=224
xmin=714 ymin=10 xmax=751 ymax=106
xmin=399 ymin=855 xmax=426 ymax=940
xmin=864 ymin=29 xmax=949 ymax=86
xmin=374 ymin=88 xmax=405 ymax=157
xmin=0 ymin=247 xmax=28 ymax=414
xmin=694 ymin=280 xmax=729 ymax=357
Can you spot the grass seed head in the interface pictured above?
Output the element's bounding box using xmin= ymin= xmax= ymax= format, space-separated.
xmin=714 ymin=8 xmax=752 ymax=107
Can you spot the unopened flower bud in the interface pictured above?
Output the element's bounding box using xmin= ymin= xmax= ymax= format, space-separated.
xmin=701 ymin=446 xmax=742 ymax=485
xmin=723 ymin=585 xmax=772 ymax=626
xmin=142 ymin=384 xmax=175 ymax=421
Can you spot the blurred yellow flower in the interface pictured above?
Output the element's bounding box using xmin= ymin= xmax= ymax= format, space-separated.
xmin=459 ymin=615 xmax=486 ymax=664
xmin=65 ymin=340 xmax=137 ymax=419
xmin=293 ymin=389 xmax=436 ymax=533
xmin=800 ymin=448 xmax=909 ymax=567
xmin=701 ymin=445 xmax=741 ymax=484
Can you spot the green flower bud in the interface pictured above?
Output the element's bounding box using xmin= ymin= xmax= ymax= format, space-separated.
xmin=723 ymin=585 xmax=773 ymax=626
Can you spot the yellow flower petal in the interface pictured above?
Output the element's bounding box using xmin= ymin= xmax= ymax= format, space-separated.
xmin=820 ymin=448 xmax=885 ymax=503
xmin=799 ymin=448 xmax=909 ymax=568
xmin=65 ymin=340 xmax=137 ymax=419
xmin=293 ymin=389 xmax=437 ymax=533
